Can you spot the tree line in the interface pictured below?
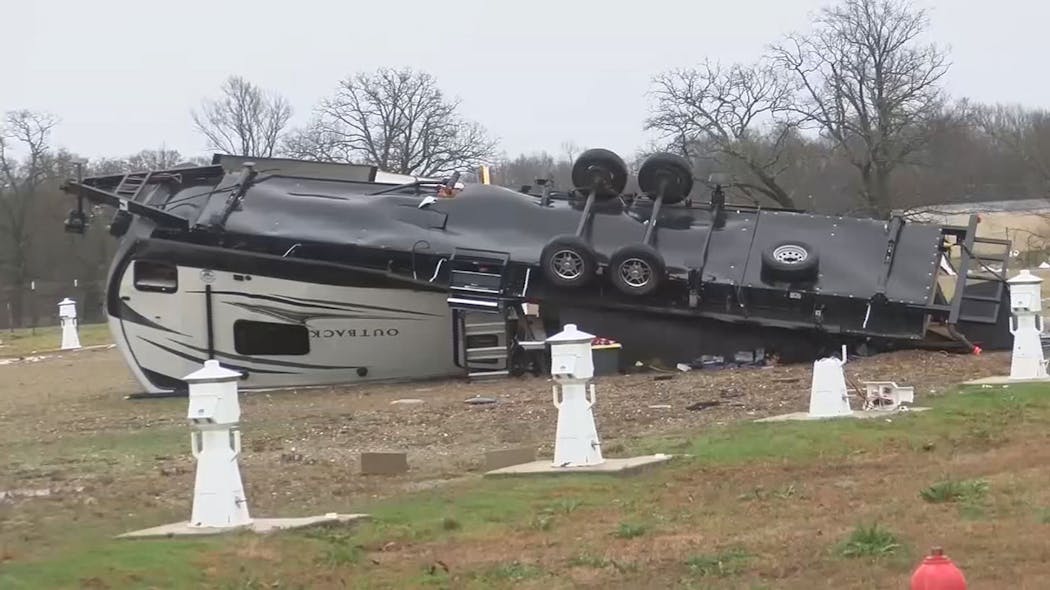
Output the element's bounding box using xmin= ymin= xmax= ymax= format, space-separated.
xmin=1 ymin=0 xmax=1048 ymax=328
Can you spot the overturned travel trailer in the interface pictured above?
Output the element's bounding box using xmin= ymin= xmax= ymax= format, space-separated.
xmin=61 ymin=150 xmax=1011 ymax=395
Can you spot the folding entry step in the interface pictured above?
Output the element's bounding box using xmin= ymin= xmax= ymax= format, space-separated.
xmin=446 ymin=248 xmax=514 ymax=379
xmin=444 ymin=247 xmax=546 ymax=380
xmin=454 ymin=311 xmax=512 ymax=379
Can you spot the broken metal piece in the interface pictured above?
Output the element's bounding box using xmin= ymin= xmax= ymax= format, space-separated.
xmin=860 ymin=381 xmax=915 ymax=411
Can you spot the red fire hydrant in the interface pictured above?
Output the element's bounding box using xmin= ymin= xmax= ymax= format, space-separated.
xmin=911 ymin=547 xmax=967 ymax=590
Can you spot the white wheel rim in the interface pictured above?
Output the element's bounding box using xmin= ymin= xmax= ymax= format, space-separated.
xmin=619 ymin=258 xmax=652 ymax=288
xmin=772 ymin=245 xmax=809 ymax=265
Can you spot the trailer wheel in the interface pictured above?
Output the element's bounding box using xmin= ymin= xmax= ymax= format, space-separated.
xmin=540 ymin=235 xmax=597 ymax=288
xmin=761 ymin=241 xmax=819 ymax=280
xmin=609 ymin=244 xmax=665 ymax=296
xmin=571 ymin=148 xmax=628 ymax=199
xmin=638 ymin=152 xmax=693 ymax=204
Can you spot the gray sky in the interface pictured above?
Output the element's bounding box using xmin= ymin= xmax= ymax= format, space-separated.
xmin=5 ymin=0 xmax=1048 ymax=162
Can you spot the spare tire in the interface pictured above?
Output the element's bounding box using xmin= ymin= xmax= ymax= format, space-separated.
xmin=571 ymin=148 xmax=628 ymax=199
xmin=609 ymin=243 xmax=665 ymax=297
xmin=638 ymin=152 xmax=694 ymax=204
xmin=761 ymin=241 xmax=819 ymax=280
xmin=540 ymin=235 xmax=598 ymax=288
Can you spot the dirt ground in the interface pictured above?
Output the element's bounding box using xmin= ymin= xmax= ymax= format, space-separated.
xmin=2 ymin=343 xmax=1031 ymax=590
xmin=0 ymin=344 xmax=1012 ymax=512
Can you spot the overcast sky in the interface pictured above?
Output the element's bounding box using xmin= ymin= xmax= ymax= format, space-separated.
xmin=4 ymin=0 xmax=1048 ymax=163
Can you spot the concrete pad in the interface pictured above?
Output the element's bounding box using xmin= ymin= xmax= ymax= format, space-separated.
xmin=755 ymin=407 xmax=931 ymax=423
xmin=484 ymin=447 xmax=536 ymax=471
xmin=117 ymin=513 xmax=370 ymax=539
xmin=962 ymin=375 xmax=1050 ymax=386
xmin=361 ymin=452 xmax=408 ymax=475
xmin=483 ymin=454 xmax=672 ymax=478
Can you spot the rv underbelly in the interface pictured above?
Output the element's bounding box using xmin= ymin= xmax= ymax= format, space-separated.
xmin=113 ymin=261 xmax=459 ymax=393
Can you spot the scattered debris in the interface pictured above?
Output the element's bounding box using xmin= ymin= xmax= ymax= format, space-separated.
xmin=281 ymin=451 xmax=305 ymax=463
xmin=648 ymin=404 xmax=672 ymax=409
xmin=0 ymin=485 xmax=85 ymax=502
xmin=686 ymin=401 xmax=722 ymax=412
xmin=390 ymin=398 xmax=425 ymax=405
xmin=464 ymin=396 xmax=497 ymax=405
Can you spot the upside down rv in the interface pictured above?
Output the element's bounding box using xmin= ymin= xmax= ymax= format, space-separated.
xmin=61 ymin=150 xmax=1012 ymax=395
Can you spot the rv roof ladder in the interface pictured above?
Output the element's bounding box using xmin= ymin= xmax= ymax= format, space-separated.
xmin=114 ymin=171 xmax=152 ymax=201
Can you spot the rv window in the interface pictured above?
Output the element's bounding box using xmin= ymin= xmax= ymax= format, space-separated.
xmin=233 ymin=320 xmax=310 ymax=356
xmin=133 ymin=261 xmax=178 ymax=293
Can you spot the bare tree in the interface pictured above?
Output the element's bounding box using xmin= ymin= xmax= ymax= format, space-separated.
xmin=128 ymin=148 xmax=187 ymax=170
xmin=491 ymin=151 xmax=576 ymax=190
xmin=192 ymin=76 xmax=293 ymax=158
xmin=770 ymin=0 xmax=950 ymax=217
xmin=0 ymin=110 xmax=58 ymax=325
xmin=647 ymin=61 xmax=800 ymax=208
xmin=972 ymin=103 xmax=1050 ymax=191
xmin=285 ymin=67 xmax=498 ymax=177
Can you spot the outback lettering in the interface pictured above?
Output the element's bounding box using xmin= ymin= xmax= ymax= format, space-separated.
xmin=309 ymin=328 xmax=399 ymax=338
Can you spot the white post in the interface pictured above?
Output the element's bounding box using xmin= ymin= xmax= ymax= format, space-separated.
xmin=1007 ymin=270 xmax=1048 ymax=380
xmin=58 ymin=298 xmax=81 ymax=350
xmin=547 ymin=324 xmax=604 ymax=467
xmin=808 ymin=357 xmax=853 ymax=418
xmin=183 ymin=360 xmax=252 ymax=529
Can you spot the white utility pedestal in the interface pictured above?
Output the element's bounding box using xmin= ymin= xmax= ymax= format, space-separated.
xmin=118 ymin=359 xmax=370 ymax=539
xmin=1007 ymin=270 xmax=1048 ymax=381
xmin=548 ymin=323 xmax=604 ymax=467
xmin=808 ymin=357 xmax=853 ymax=418
xmin=483 ymin=323 xmax=672 ymax=478
xmin=185 ymin=360 xmax=252 ymax=529
xmin=58 ymin=298 xmax=81 ymax=350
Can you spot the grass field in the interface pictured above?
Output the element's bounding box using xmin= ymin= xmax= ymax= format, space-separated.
xmin=3 ymin=378 xmax=1050 ymax=589
xmin=0 ymin=323 xmax=111 ymax=357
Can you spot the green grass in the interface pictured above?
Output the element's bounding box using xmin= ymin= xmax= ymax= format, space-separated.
xmin=568 ymin=553 xmax=612 ymax=568
xmin=839 ymin=523 xmax=902 ymax=559
xmin=920 ymin=479 xmax=990 ymax=504
xmin=0 ymin=539 xmax=215 ymax=590
xmin=614 ymin=521 xmax=647 ymax=539
xmin=683 ymin=384 xmax=1050 ymax=465
xmin=5 ymin=384 xmax=1050 ymax=589
xmin=685 ymin=548 xmax=751 ymax=577
xmin=0 ymin=323 xmax=111 ymax=357
xmin=470 ymin=561 xmax=545 ymax=583
xmin=2 ymin=424 xmax=186 ymax=474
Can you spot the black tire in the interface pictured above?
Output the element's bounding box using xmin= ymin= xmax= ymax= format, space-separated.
xmin=638 ymin=152 xmax=693 ymax=204
xmin=760 ymin=240 xmax=819 ymax=280
xmin=540 ymin=235 xmax=597 ymax=288
xmin=571 ymin=148 xmax=628 ymax=198
xmin=609 ymin=244 xmax=665 ymax=296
